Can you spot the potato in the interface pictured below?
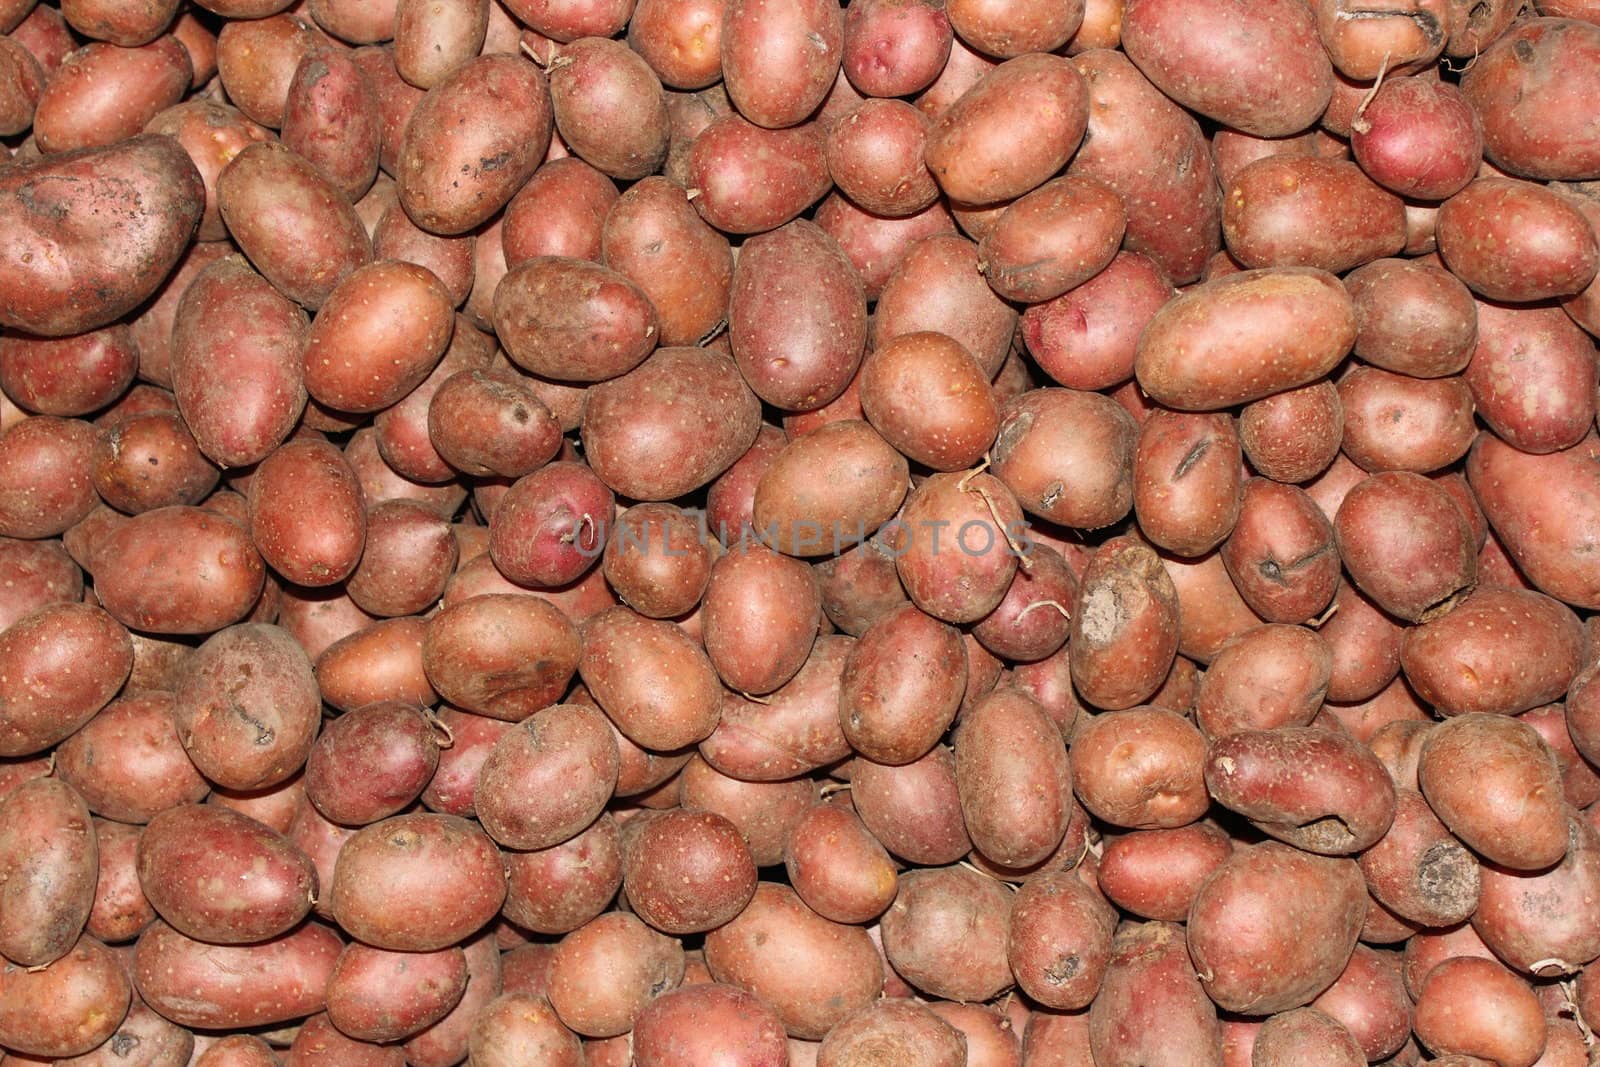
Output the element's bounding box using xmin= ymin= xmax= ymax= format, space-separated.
xmin=277 ymin=50 xmax=382 ymax=206
xmin=543 ymin=911 xmax=682 ymax=1038
xmin=245 ymin=439 xmax=365 ymax=587
xmin=582 ymin=347 xmax=762 ymax=501
xmin=1337 ymin=366 xmax=1475 ymax=475
xmin=0 ymin=326 xmax=135 ymax=419
xmin=685 ymin=113 xmax=830 ymax=233
xmin=622 ymin=809 xmax=757 ymax=935
xmin=956 ymin=689 xmax=1073 ymax=867
xmin=90 ymin=410 xmax=219 ymax=516
xmin=599 ymin=185 xmax=727 ymax=355
xmin=1135 ymin=268 xmax=1355 ymax=411
xmin=819 ymin=999 xmax=966 ymax=1067
xmin=700 ymin=547 xmax=819 ymax=695
xmin=1070 ymin=539 xmax=1180 ymax=711
xmin=169 ymin=255 xmax=309 ymax=469
xmin=824 ymin=99 xmax=936 ymax=218
xmin=344 ymin=500 xmax=457 ymax=617
xmin=1088 ymin=921 xmax=1221 ymax=1066
xmin=207 ymin=773 xmax=304 ymax=836
xmin=1205 ymin=726 xmax=1396 ymax=853
xmin=977 ymin=176 xmax=1124 ymax=304
xmin=835 ymin=601 xmax=964 ymax=764
xmin=880 ymin=865 xmax=1012 ymax=1002
xmin=627 ymin=0 xmax=724 ymax=89
xmin=1468 ymin=430 xmax=1600 ymax=608
xmin=752 ymin=422 xmax=907 ymax=558
xmin=474 ymin=703 xmax=618 ymax=850
xmin=396 ymin=54 xmax=552 ymax=235
xmin=729 ymin=221 xmax=867 ymax=412
xmin=783 ymin=802 xmax=896 ymax=925
xmin=0 ymin=417 xmax=97 ymax=541
xmin=1002 ymin=872 xmax=1111 ymax=1012
xmin=1193 ymin=624 xmax=1329 ymax=738
xmin=1161 ymin=549 xmax=1265 ymax=665
xmin=1471 ymin=810 xmax=1600 ymax=976
xmin=1237 ymin=379 xmax=1342 ymax=483
xmin=1223 ymin=157 xmax=1405 ymax=274
xmin=888 ymin=471 xmax=1025 ymax=625
xmin=814 ymin=195 xmax=957 ymax=302
xmin=392 ymin=0 xmax=486 ymax=90
xmin=324 ymin=943 xmax=467 ymax=1043
xmin=213 ymin=12 xmax=320 ymax=127
xmin=0 ymin=778 xmax=95 ymax=966
xmin=579 ymin=606 xmax=721 ymax=749
xmin=1251 ymin=1008 xmax=1364 ymax=1067
xmin=173 ymin=623 xmax=319 ymax=790
xmin=424 ymin=590 xmax=579 ymax=716
xmin=840 ymin=0 xmax=952 ymax=98
xmin=720 ymin=0 xmax=841 ymax=129
xmin=873 ymin=233 xmax=1016 ymax=377
xmin=631 ymin=983 xmax=789 ymax=1067
xmin=1466 ymin=301 xmax=1596 ymax=455
xmin=1413 ymin=957 xmax=1546 ymax=1067
xmin=330 ymin=812 xmax=504 ymax=951
xmin=308 ymin=0 xmax=398 ymax=43
xmin=0 ymin=135 xmax=203 ymax=338
xmin=1419 ymin=713 xmax=1568 ymax=871
xmin=0 ymin=538 xmax=80 ymax=634
xmin=1462 ymin=18 xmax=1600 ymax=181
xmin=33 ymin=35 xmax=190 ymax=153
xmin=1221 ymin=478 xmax=1340 ymax=625
xmin=305 ymin=701 xmax=441 ymax=826
xmin=315 ymin=618 xmax=433 ymax=717
xmin=542 ymin=39 xmax=665 ymax=183
xmin=1131 ymin=411 xmax=1242 ymax=557
xmin=1333 ymin=470 xmax=1476 ymax=624
xmin=1122 ymin=0 xmax=1330 ymax=136
xmin=0 ymin=603 xmax=131 ymax=756
xmin=993 ymin=388 xmax=1136 ymax=531
xmin=1437 ymin=178 xmax=1599 ymax=303
xmin=1187 ymin=843 xmax=1366 ymax=1014
xmin=704 ymin=883 xmax=881 ymax=1039
xmin=136 ymin=803 xmax=314 ymax=944
xmin=1344 ymin=258 xmax=1478 ymax=379
xmin=0 ymin=936 xmax=131 ymax=1058
xmin=57 ymin=997 xmax=194 ymax=1066
xmin=858 ymin=331 xmax=995 ymax=470
xmin=403 ymin=930 xmax=503 ymax=1067
xmin=1350 ymin=77 xmax=1480 ymax=202
xmin=301 ymin=260 xmax=454 ymax=414
xmin=1098 ymin=822 xmax=1233 ymax=923
xmin=133 ymin=920 xmax=337 ymax=1029
xmin=1070 ymin=707 xmax=1207 ymax=829
xmin=285 ymin=1014 xmax=407 ymax=1066
xmin=700 ymin=635 xmax=853 ymax=780
xmin=503 ymin=813 xmax=623 ymax=935
xmin=373 ymin=201 xmax=476 ymax=306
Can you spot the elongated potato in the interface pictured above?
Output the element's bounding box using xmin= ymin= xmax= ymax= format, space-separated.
xmin=133 ymin=920 xmax=339 ymax=1029
xmin=0 ymin=778 xmax=96 ymax=967
xmin=1089 ymin=921 xmax=1222 ymax=1067
xmin=956 ymin=688 xmax=1073 ymax=868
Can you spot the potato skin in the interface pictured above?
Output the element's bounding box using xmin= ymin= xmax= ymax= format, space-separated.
xmin=1187 ymin=843 xmax=1366 ymax=1015
xmin=631 ymin=983 xmax=789 ymax=1067
xmin=247 ymin=438 xmax=366 ymax=587
xmin=0 ymin=134 xmax=204 ymax=338
xmin=873 ymin=232 xmax=1016 ymax=377
xmin=881 ymin=865 xmax=1013 ymax=1003
xmin=818 ymin=999 xmax=968 ymax=1067
xmin=0 ymin=603 xmax=131 ymax=757
xmin=326 ymin=942 xmax=468 ymax=1043
xmin=579 ymin=607 xmax=723 ymax=750
xmin=722 ymin=0 xmax=842 ymax=130
xmin=979 ymin=175 xmax=1125 ymax=303
xmin=1132 ymin=411 xmax=1242 ymax=557
xmin=1466 ymin=301 xmax=1595 ymax=456
xmin=34 ymin=36 xmax=191 ymax=153
xmin=685 ymin=113 xmax=831 ymax=234
xmin=397 ymin=54 xmax=553 ymax=235
xmin=1461 ymin=18 xmax=1600 ymax=181
xmin=1134 ymin=268 xmax=1356 ymax=411
xmin=701 ymin=635 xmax=854 ymax=782
xmin=0 ymin=935 xmax=131 ymax=1058
xmin=956 ymin=688 xmax=1073 ymax=868
xmin=1334 ymin=471 xmax=1476 ymax=624
xmin=0 ymin=778 xmax=96 ymax=967
xmin=133 ymin=920 xmax=339 ymax=1030
xmin=422 ymin=594 xmax=580 ymax=720
xmin=753 ymin=421 xmax=907 ymax=557
xmin=1121 ymin=0 xmax=1332 ymax=137
xmin=1412 ymin=956 xmax=1546 ymax=1067
xmin=475 ymin=703 xmax=619 ymax=851
xmin=601 ymin=175 xmax=732 ymax=347
xmin=1223 ymin=158 xmax=1406 ymax=274
xmin=1418 ymin=713 xmax=1569 ymax=872
xmin=304 ymin=259 xmax=455 ymax=413
xmin=704 ymin=882 xmax=883 ymax=1040
xmin=305 ymin=700 xmax=439 ymax=824
xmin=330 ymin=812 xmax=506 ymax=951
xmin=1472 ymin=811 xmax=1600 ymax=976
xmin=1194 ymin=623 xmax=1330 ymax=737
xmin=136 ymin=803 xmax=315 ymax=944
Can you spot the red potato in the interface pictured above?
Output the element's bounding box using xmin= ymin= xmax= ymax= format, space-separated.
xmin=627 ymin=0 xmax=725 ymax=89
xmin=1220 ymin=478 xmax=1340 ymax=625
xmin=978 ymin=176 xmax=1124 ymax=304
xmin=784 ymin=802 xmax=897 ymax=924
xmin=1419 ymin=714 xmax=1569 ymax=871
xmin=1021 ymin=251 xmax=1172 ymax=392
xmin=851 ymin=745 xmax=972 ymax=865
xmin=0 ymin=602 xmax=130 ymax=756
xmin=422 ymin=594 xmax=580 ymax=720
xmin=881 ymin=865 xmax=1013 ymax=1002
xmin=1132 ymin=411 xmax=1243 ymax=557
xmin=701 ymin=546 xmax=820 ymax=695
xmin=548 ymin=37 xmax=669 ymax=180
xmin=753 ymin=420 xmax=908 ymax=557
xmin=33 ymin=36 xmax=192 ymax=154
xmin=838 ymin=602 xmax=966 ymax=765
xmin=1351 ymin=76 xmax=1482 ymax=201
xmin=0 ymin=417 xmax=96 ymax=540
xmin=281 ymin=49 xmax=382 ymax=204
xmin=325 ymin=943 xmax=468 ymax=1043
xmin=700 ymin=635 xmax=853 ymax=781
xmin=956 ymin=689 xmax=1074 ymax=868
xmin=814 ymin=195 xmax=958 ymax=301
xmin=859 ymin=331 xmax=996 ymax=471
xmin=1461 ymin=18 xmax=1600 ymax=182
xmin=474 ymin=703 xmax=619 ymax=850
xmin=842 ymin=0 xmax=952 ymax=99
xmin=685 ymin=114 xmax=831 ymax=234
xmin=1088 ymin=921 xmax=1222 ymax=1067
xmin=600 ymin=175 xmax=731 ymax=347
xmin=721 ymin=0 xmax=842 ymax=129
xmin=1472 ymin=811 xmax=1600 ymax=976
xmin=622 ymin=809 xmax=758 ymax=935
xmin=1223 ymin=157 xmax=1406 ymax=275
xmin=1070 ymin=707 xmax=1207 ymax=828
xmin=1193 ymin=623 xmax=1331 ymax=737
xmin=971 ymin=543 xmax=1076 ymax=662
xmin=303 ymin=259 xmax=455 ymax=414
xmin=133 ymin=920 xmax=339 ymax=1030
xmin=0 ymin=936 xmax=131 ymax=1058
xmin=1334 ymin=471 xmax=1476 ymax=623
xmin=631 ymin=983 xmax=789 ymax=1067
xmin=1069 ymin=539 xmax=1180 ymax=711
xmin=1413 ymin=957 xmax=1546 ymax=1067
xmin=0 ymin=538 xmax=81 ymax=633
xmin=1098 ymin=822 xmax=1234 ymax=922
xmin=1438 ymin=178 xmax=1599 ymax=303
xmin=502 ymin=813 xmax=623 ymax=934
xmin=1337 ymin=366 xmax=1476 ymax=474
xmin=992 ymin=388 xmax=1136 ymax=531
xmin=580 ymin=606 xmax=723 ymax=750
xmin=948 ymin=0 xmax=1083 ymax=55
xmin=888 ymin=471 xmax=1026 ymax=626
xmin=305 ymin=701 xmax=442 ymax=825
xmin=1465 ymin=301 xmax=1597 ymax=456
xmin=0 ymin=778 xmax=96 ymax=967
xmin=0 ymin=327 xmax=137 ymax=419
xmin=820 ymin=999 xmax=968 ymax=1067
xmin=246 ymin=439 xmax=365 ymax=587
xmin=393 ymin=0 xmax=487 ymax=90
xmin=873 ymin=232 xmax=1016 ymax=377
xmin=544 ymin=911 xmax=683 ymax=1037
xmin=1345 ymin=257 xmax=1479 ymax=379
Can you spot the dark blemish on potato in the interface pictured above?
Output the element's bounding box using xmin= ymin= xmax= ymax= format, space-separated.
xmin=1173 ymin=438 xmax=1211 ymax=480
xmin=479 ymin=151 xmax=515 ymax=173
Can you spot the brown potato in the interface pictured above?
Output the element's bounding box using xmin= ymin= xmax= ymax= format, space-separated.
xmin=925 ymin=52 xmax=1087 ymax=204
xmin=393 ymin=0 xmax=486 ymax=89
xmin=1070 ymin=539 xmax=1180 ymax=711
xmin=993 ymin=388 xmax=1135 ymax=531
xmin=1419 ymin=713 xmax=1568 ymax=871
xmin=330 ymin=812 xmax=505 ymax=951
xmin=730 ymin=220 xmax=868 ymax=412
xmin=0 ymin=778 xmax=95 ymax=967
xmin=700 ymin=635 xmax=854 ymax=781
xmin=701 ymin=546 xmax=820 ymax=696
xmin=422 ymin=594 xmax=581 ymax=720
xmin=873 ymin=232 xmax=1016 ymax=377
xmin=580 ymin=606 xmax=722 ymax=750
xmin=956 ymin=688 xmax=1073 ymax=867
xmin=1135 ymin=267 xmax=1355 ymax=411
xmin=859 ymin=331 xmax=996 ymax=471
xmin=622 ymin=809 xmax=757 ymax=935
xmin=1187 ymin=843 xmax=1366 ymax=1014
xmin=881 ymin=865 xmax=1013 ymax=1003
xmin=1070 ymin=707 xmax=1207 ymax=828
xmin=685 ymin=114 xmax=830 ymax=234
xmin=133 ymin=920 xmax=338 ymax=1030
xmin=0 ymin=603 xmax=131 ymax=756
xmin=600 ymin=175 xmax=730 ymax=348
xmin=0 ymin=935 xmax=131 ymax=1058
xmin=474 ymin=703 xmax=619 ymax=850
xmin=1089 ymin=921 xmax=1222 ymax=1067
xmin=397 ymin=54 xmax=553 ymax=235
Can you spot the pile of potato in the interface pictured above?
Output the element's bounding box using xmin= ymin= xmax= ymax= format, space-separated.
xmin=4 ymin=0 xmax=1600 ymax=1063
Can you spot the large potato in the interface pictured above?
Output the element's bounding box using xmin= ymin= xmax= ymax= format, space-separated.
xmin=955 ymin=688 xmax=1073 ymax=868
xmin=1223 ymin=157 xmax=1406 ymax=274
xmin=1462 ymin=18 xmax=1600 ymax=181
xmin=133 ymin=920 xmax=339 ymax=1029
xmin=601 ymin=175 xmax=732 ymax=347
xmin=0 ymin=134 xmax=203 ymax=337
xmin=1089 ymin=922 xmax=1222 ymax=1067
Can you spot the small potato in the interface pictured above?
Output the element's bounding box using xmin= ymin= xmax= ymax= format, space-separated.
xmin=502 ymin=813 xmax=623 ymax=935
xmin=978 ymin=176 xmax=1124 ymax=304
xmin=873 ymin=232 xmax=1015 ymax=376
xmin=1163 ymin=549 xmax=1267 ymax=665
xmin=1070 ymin=707 xmax=1207 ymax=828
xmin=1468 ymin=431 xmax=1600 ymax=609
xmin=467 ymin=992 xmax=583 ymax=1066
xmin=305 ymin=702 xmax=442 ymax=826
xmin=685 ymin=114 xmax=830 ymax=234
xmin=1070 ymin=539 xmax=1180 ymax=711
xmin=1132 ymin=411 xmax=1243 ymax=557
xmin=1135 ymin=267 xmax=1356 ymax=411
xmin=1121 ymin=0 xmax=1332 ymax=137
xmin=1089 ymin=921 xmax=1222 ymax=1067
xmin=308 ymin=0 xmax=398 ymax=43
xmin=1220 ymin=478 xmax=1340 ymax=624
xmin=971 ymin=543 xmax=1076 ymax=662
xmin=721 ymin=0 xmax=841 ymax=129
xmin=600 ymin=175 xmax=732 ymax=347
xmin=993 ymin=388 xmax=1136 ymax=530
xmin=580 ymin=606 xmax=722 ymax=750
xmin=247 ymin=439 xmax=366 ymax=587
xmin=287 ymin=1014 xmax=410 ymax=1065
xmin=628 ymin=0 xmax=725 ymax=90
xmin=486 ymin=462 xmax=611 ymax=588
xmin=1098 ymin=822 xmax=1234 ymax=922
xmin=1438 ymin=177 xmax=1599 ymax=302
xmin=218 ymin=142 xmax=373 ymax=310
xmin=1413 ymin=957 xmax=1546 ymax=1067
xmin=1006 ymin=871 xmax=1113 ymax=1011
xmin=545 ymin=911 xmax=682 ymax=1038
xmin=582 ymin=347 xmax=762 ymax=501
xmin=1252 ymin=1008 xmax=1364 ymax=1067
xmin=956 ymin=688 xmax=1073 ymax=868
xmin=1187 ymin=843 xmax=1367 ymax=1014
xmin=814 ymin=195 xmax=958 ymax=302
xmin=0 ymin=603 xmax=131 ymax=756
xmin=752 ymin=421 xmax=908 ymax=557
xmin=136 ymin=803 xmax=315 ymax=944
xmin=631 ymin=983 xmax=789 ymax=1067
xmin=548 ymin=37 xmax=668 ymax=180
xmin=0 ymin=935 xmax=131 ymax=1058
xmin=474 ymin=703 xmax=619 ymax=851
xmin=133 ymin=920 xmax=338 ymax=1030
xmin=842 ymin=0 xmax=952 ymax=98
xmin=397 ymin=54 xmax=553 ymax=235
xmin=1465 ymin=302 xmax=1596 ymax=455
xmin=826 ymin=98 xmax=937 ymax=218
xmin=700 ymin=635 xmax=854 ymax=781
xmin=881 ymin=865 xmax=1013 ymax=1002
xmin=705 ymin=883 xmax=883 ymax=1039
xmin=373 ymin=202 xmax=475 ymax=306
xmin=1334 ymin=470 xmax=1476 ymax=623
xmin=304 ymin=260 xmax=454 ymax=413
xmin=170 ymin=255 xmax=308 ymax=469
xmin=812 ymin=538 xmax=909 ymax=636
xmin=345 ymin=499 xmax=458 ymax=617
xmin=784 ymin=802 xmax=897 ymax=924
xmin=326 ymin=943 xmax=468 ymax=1043
xmin=33 ymin=36 xmax=191 ymax=154
xmin=1194 ymin=623 xmax=1331 ymax=737
xmin=214 ymin=12 xmax=320 ymax=128
xmin=0 ymin=538 xmax=80 ymax=633
xmin=1237 ymin=380 xmax=1342 ymax=484
xmin=1350 ymin=76 xmax=1481 ymax=201
xmin=1345 ymin=258 xmax=1478 ymax=379
xmin=0 ymin=778 xmax=96 ymax=966
xmin=173 ymin=623 xmax=319 ymax=790
xmin=330 ymin=812 xmax=506 ymax=951
xmin=1223 ymin=157 xmax=1406 ymax=274
xmin=1205 ymin=726 xmax=1397 ymax=853
xmin=92 ymin=411 xmax=220 ymax=515
xmin=422 ymin=594 xmax=581 ymax=720
xmin=622 ymin=809 xmax=758 ymax=935
xmin=859 ymin=331 xmax=995 ymax=471
xmin=0 ymin=135 xmax=204 ymax=339
xmin=1337 ymin=366 xmax=1476 ymax=473
xmin=314 ymin=616 xmax=435 ymax=714
xmin=393 ymin=0 xmax=487 ymax=90
xmin=0 ymin=417 xmax=98 ymax=539
xmin=819 ymin=999 xmax=967 ymax=1067
xmin=54 ymin=693 xmax=209 ymax=824
xmin=1418 ymin=713 xmax=1569 ymax=871
xmin=602 ymin=503 xmax=713 ymax=619
xmin=402 ymin=930 xmax=503 ymax=1067
xmin=730 ymin=220 xmax=867 ymax=413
